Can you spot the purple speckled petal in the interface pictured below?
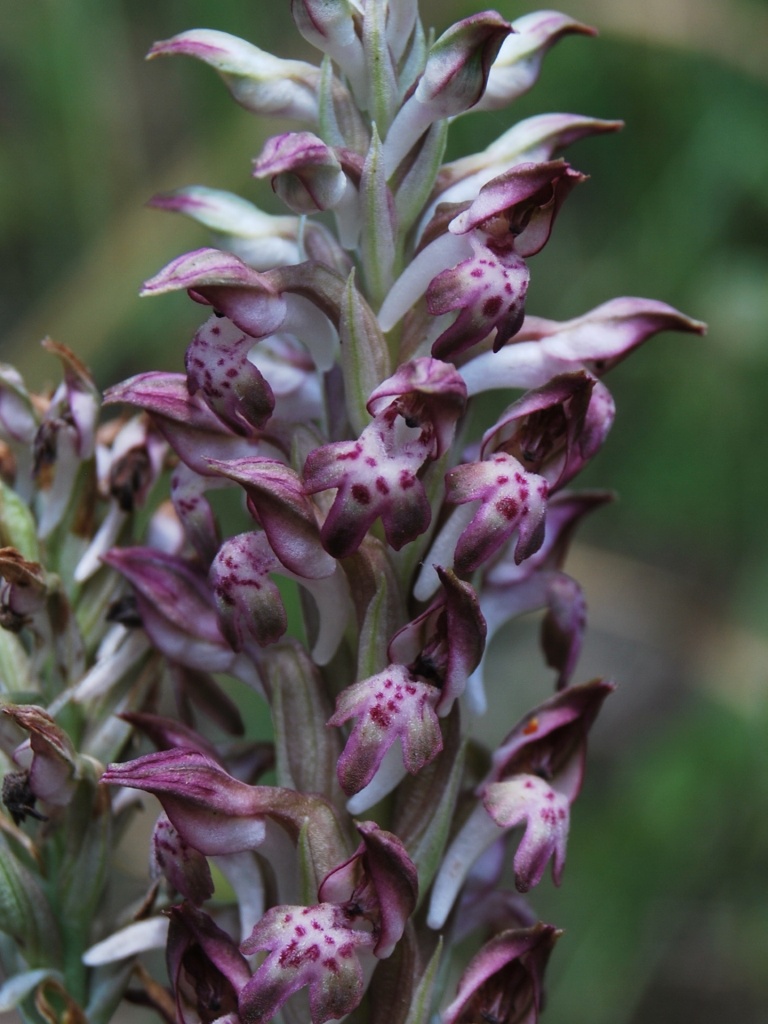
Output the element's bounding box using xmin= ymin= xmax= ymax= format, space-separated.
xmin=185 ymin=314 xmax=274 ymax=432
xmin=446 ymin=453 xmax=548 ymax=571
xmin=328 ymin=664 xmax=442 ymax=795
xmin=239 ymin=902 xmax=375 ymax=1024
xmin=303 ymin=411 xmax=433 ymax=558
xmin=484 ymin=775 xmax=570 ymax=891
xmin=209 ymin=531 xmax=287 ymax=650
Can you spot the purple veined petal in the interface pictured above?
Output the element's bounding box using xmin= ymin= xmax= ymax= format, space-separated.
xmin=166 ymin=902 xmax=252 ymax=1024
xmin=205 ymin=456 xmax=334 ymax=578
xmin=318 ymin=821 xmax=418 ymax=959
xmin=148 ymin=29 xmax=322 ymax=123
xmin=239 ymin=901 xmax=375 ymax=1024
xmin=475 ymin=9 xmax=596 ymax=111
xmin=434 ymin=114 xmax=622 ymax=209
xmin=440 ymin=921 xmax=560 ymax=1024
xmin=254 ymin=131 xmax=348 ymax=214
xmin=104 ymin=372 xmax=276 ymax=476
xmin=101 ymin=748 xmax=268 ymax=855
xmin=291 ymin=0 xmax=368 ymax=110
xmin=148 ymin=186 xmax=306 ymax=268
xmin=460 ymin=297 xmax=706 ymax=395
xmin=328 ymin=664 xmax=443 ymax=796
xmin=382 ymin=12 xmax=512 ymax=175
xmin=119 ymin=711 xmax=224 ymax=762
xmin=102 ymin=546 xmax=263 ymax=690
xmin=142 ymin=248 xmax=289 ymax=341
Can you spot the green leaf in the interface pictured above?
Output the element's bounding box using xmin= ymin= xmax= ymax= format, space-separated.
xmin=360 ymin=127 xmax=397 ymax=307
xmin=0 ymin=835 xmax=61 ymax=968
xmin=338 ymin=269 xmax=391 ymax=435
xmin=0 ymin=479 xmax=39 ymax=560
xmin=267 ymin=641 xmax=342 ymax=801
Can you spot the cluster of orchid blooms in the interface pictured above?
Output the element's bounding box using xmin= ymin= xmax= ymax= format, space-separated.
xmin=0 ymin=2 xmax=704 ymax=1022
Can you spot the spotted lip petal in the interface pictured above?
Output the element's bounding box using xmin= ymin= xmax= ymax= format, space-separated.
xmin=303 ymin=413 xmax=433 ymax=559
xmin=185 ymin=315 xmax=275 ymax=433
xmin=210 ymin=531 xmax=288 ymax=650
xmin=328 ymin=664 xmax=443 ymax=795
xmin=151 ymin=813 xmax=214 ymax=905
xmin=239 ymin=902 xmax=375 ymax=1024
xmin=483 ymin=775 xmax=570 ymax=891
xmin=446 ymin=452 xmax=549 ymax=572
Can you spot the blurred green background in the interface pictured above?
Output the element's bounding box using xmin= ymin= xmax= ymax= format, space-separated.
xmin=1 ymin=0 xmax=767 ymax=1021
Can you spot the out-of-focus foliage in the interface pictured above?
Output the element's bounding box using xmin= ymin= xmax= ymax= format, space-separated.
xmin=1 ymin=1 xmax=766 ymax=1021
